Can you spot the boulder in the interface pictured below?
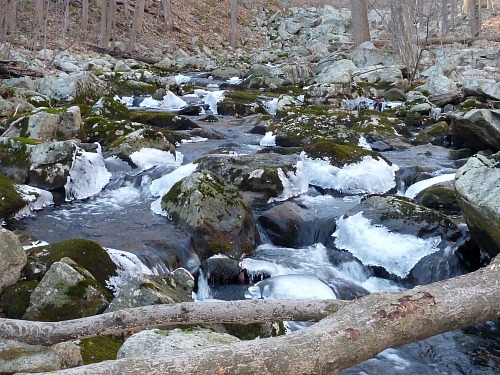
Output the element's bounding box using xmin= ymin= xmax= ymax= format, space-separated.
xmin=0 ymin=98 xmax=14 ymax=117
xmin=450 ymin=109 xmax=500 ymax=152
xmin=23 ymin=258 xmax=111 ymax=321
xmin=105 ymin=273 xmax=192 ymax=312
xmin=117 ymin=328 xmax=240 ymax=359
xmin=413 ymin=121 xmax=449 ymax=146
xmin=315 ymin=59 xmax=356 ymax=84
xmin=383 ymin=88 xmax=407 ymax=102
xmin=0 ymin=280 xmax=39 ymax=318
xmin=0 ymin=228 xmax=27 ymax=294
xmin=218 ymin=91 xmax=266 ymax=117
xmin=454 ymin=152 xmax=500 ymax=257
xmin=280 ymin=64 xmax=314 ymax=85
xmin=414 ymin=184 xmax=460 ymax=214
xmin=259 ymin=201 xmax=337 ymax=248
xmin=161 ymin=171 xmax=259 ymax=262
xmin=199 ymin=256 xmax=241 ymax=285
xmin=348 ymin=42 xmax=396 ymax=68
xmin=129 ymin=111 xmax=200 ymax=130
xmin=306 ymin=82 xmax=360 ymax=106
xmin=0 ymin=340 xmax=82 ymax=374
xmin=461 ymin=76 xmax=500 ymax=100
xmin=210 ymin=67 xmax=243 ymax=80
xmin=416 ymin=74 xmax=458 ymax=96
xmin=0 ymin=173 xmax=27 ymax=218
xmin=38 ymin=72 xmax=109 ymax=104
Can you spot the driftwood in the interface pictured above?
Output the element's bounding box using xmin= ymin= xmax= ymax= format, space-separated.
xmin=0 ymin=60 xmax=43 ymax=79
xmin=14 ymin=257 xmax=500 ymax=375
xmin=85 ymin=44 xmax=161 ymax=65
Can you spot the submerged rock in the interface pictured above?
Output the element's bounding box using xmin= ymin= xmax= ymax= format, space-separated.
xmin=454 ymin=152 xmax=500 ymax=257
xmin=0 ymin=228 xmax=27 ymax=294
xmin=161 ymin=171 xmax=259 ymax=261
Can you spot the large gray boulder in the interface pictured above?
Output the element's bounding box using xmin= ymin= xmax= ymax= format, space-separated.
xmin=461 ymin=75 xmax=500 ymax=100
xmin=23 ymin=258 xmax=110 ymax=321
xmin=348 ymin=41 xmax=396 ymax=68
xmin=450 ymin=109 xmax=500 ymax=152
xmin=161 ymin=171 xmax=259 ymax=262
xmin=454 ymin=152 xmax=500 ymax=257
xmin=416 ymin=74 xmax=458 ymax=96
xmin=0 ymin=228 xmax=27 ymax=294
xmin=0 ymin=340 xmax=82 ymax=374
xmin=314 ymin=59 xmax=356 ymax=84
xmin=117 ymin=328 xmax=240 ymax=359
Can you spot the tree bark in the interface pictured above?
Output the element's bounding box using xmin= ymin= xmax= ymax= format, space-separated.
xmin=82 ymin=0 xmax=89 ymax=32
xmin=441 ymin=0 xmax=449 ymax=36
xmin=230 ymin=0 xmax=238 ymax=48
xmin=161 ymin=0 xmax=173 ymax=31
xmin=99 ymin=0 xmax=109 ymax=47
xmin=350 ymin=0 xmax=371 ymax=47
xmin=17 ymin=257 xmax=500 ymax=375
xmin=128 ymin=0 xmax=146 ymax=51
xmin=0 ymin=299 xmax=342 ymax=346
xmin=468 ymin=0 xmax=480 ymax=36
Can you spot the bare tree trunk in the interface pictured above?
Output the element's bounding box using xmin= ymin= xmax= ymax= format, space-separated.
xmin=99 ymin=0 xmax=109 ymax=47
xmin=0 ymin=0 xmax=17 ymax=40
xmin=82 ymin=0 xmax=89 ymax=32
xmin=442 ymin=0 xmax=449 ymax=36
xmin=486 ymin=0 xmax=493 ymax=9
xmin=350 ymin=0 xmax=371 ymax=47
xmin=468 ymin=0 xmax=480 ymax=36
xmin=123 ymin=0 xmax=130 ymax=20
xmin=106 ymin=0 xmax=116 ymax=47
xmin=450 ymin=0 xmax=457 ymax=27
xmin=230 ymin=0 xmax=238 ymax=48
xmin=21 ymin=257 xmax=500 ymax=375
xmin=463 ymin=0 xmax=471 ymax=13
xmin=161 ymin=0 xmax=173 ymax=31
xmin=128 ymin=0 xmax=146 ymax=51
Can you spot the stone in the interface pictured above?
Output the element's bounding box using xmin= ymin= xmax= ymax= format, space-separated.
xmin=210 ymin=67 xmax=243 ymax=80
xmin=3 ymin=77 xmax=37 ymax=91
xmin=0 ymin=228 xmax=27 ymax=294
xmin=384 ymin=88 xmax=407 ymax=102
xmin=0 ymin=98 xmax=14 ymax=117
xmin=450 ymin=109 xmax=500 ymax=152
xmin=417 ymin=74 xmax=458 ymax=96
xmin=114 ymin=60 xmax=131 ymax=71
xmin=414 ymin=184 xmax=459 ymax=214
xmin=454 ymin=152 xmax=500 ymax=257
xmin=38 ymin=72 xmax=109 ymax=104
xmin=315 ymin=59 xmax=356 ymax=84
xmin=413 ymin=121 xmax=449 ymax=146
xmin=57 ymin=61 xmax=80 ymax=73
xmin=23 ymin=258 xmax=110 ymax=321
xmin=348 ymin=42 xmax=396 ymax=68
xmin=117 ymin=328 xmax=240 ymax=359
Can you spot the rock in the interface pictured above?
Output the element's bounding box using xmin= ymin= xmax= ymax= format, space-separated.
xmin=413 ymin=121 xmax=449 ymax=146
xmin=384 ymin=88 xmax=407 ymax=102
xmin=461 ymin=75 xmax=500 ymax=100
xmin=314 ymin=59 xmax=356 ymax=84
xmin=454 ymin=152 xmax=500 ymax=257
xmin=23 ymin=258 xmax=110 ymax=321
xmin=303 ymin=141 xmax=382 ymax=167
xmin=305 ymin=82 xmax=360 ymax=106
xmin=363 ymin=66 xmax=403 ymax=86
xmin=114 ymin=60 xmax=131 ymax=71
xmin=0 ymin=340 xmax=82 ymax=374
xmin=416 ymin=74 xmax=458 ymax=96
xmin=117 ymin=328 xmax=240 ymax=359
xmin=199 ymin=256 xmax=241 ymax=285
xmin=414 ymin=184 xmax=460 ymax=214
xmin=161 ymin=171 xmax=259 ymax=262
xmin=259 ymin=201 xmax=337 ymax=247
xmin=129 ymin=110 xmax=200 ymax=130
xmin=450 ymin=109 xmax=500 ymax=152
xmin=210 ymin=67 xmax=243 ymax=80
xmin=9 ymin=97 xmax=36 ymax=114
xmin=280 ymin=64 xmax=314 ymax=85
xmin=218 ymin=91 xmax=266 ymax=117
xmin=57 ymin=61 xmax=80 ymax=73
xmin=38 ymin=72 xmax=109 ymax=104
xmin=3 ymin=76 xmax=37 ymax=91
xmin=0 ymin=172 xmax=27 ymax=217
xmin=89 ymin=97 xmax=129 ymax=120
xmin=2 ymin=106 xmax=83 ymax=141
xmin=243 ymin=64 xmax=285 ymax=89
xmin=0 ymin=280 xmax=39 ymax=318
xmin=348 ymin=42 xmax=396 ymax=68
xmin=0 ymin=98 xmax=14 ymax=117
xmin=105 ymin=273 xmax=192 ymax=312
xmin=0 ymin=228 xmax=27 ymax=294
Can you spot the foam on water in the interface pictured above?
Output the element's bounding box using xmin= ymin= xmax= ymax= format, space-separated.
xmin=14 ymin=185 xmax=54 ymax=218
xmin=106 ymin=248 xmax=155 ymax=296
xmin=65 ymin=144 xmax=111 ymax=201
xmin=259 ymin=131 xmax=276 ymax=147
xmin=264 ymin=98 xmax=278 ymax=116
xmin=404 ymin=173 xmax=456 ymax=199
xmin=301 ymin=152 xmax=398 ymax=194
xmin=130 ymin=148 xmax=183 ymax=170
xmin=268 ymin=161 xmax=309 ymax=203
xmin=333 ymin=212 xmax=442 ymax=278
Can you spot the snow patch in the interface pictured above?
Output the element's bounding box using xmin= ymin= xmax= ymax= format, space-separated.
xmin=130 ymin=148 xmax=183 ymax=170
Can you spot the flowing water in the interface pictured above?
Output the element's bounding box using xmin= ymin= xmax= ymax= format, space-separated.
xmin=6 ymin=104 xmax=499 ymax=374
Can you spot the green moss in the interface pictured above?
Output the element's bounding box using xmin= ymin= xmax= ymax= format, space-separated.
xmin=11 ymin=137 xmax=41 ymax=145
xmin=268 ymin=85 xmax=303 ymax=96
xmin=224 ymin=90 xmax=260 ymax=104
xmin=129 ymin=110 xmax=198 ymax=130
xmin=89 ymin=97 xmax=130 ymax=120
xmin=27 ymin=239 xmax=118 ymax=293
xmin=0 ymin=173 xmax=26 ymax=219
xmin=80 ymin=336 xmax=124 ymax=364
xmin=304 ymin=141 xmax=380 ymax=167
xmin=0 ymin=280 xmax=39 ymax=319
xmin=83 ymin=116 xmax=137 ymax=145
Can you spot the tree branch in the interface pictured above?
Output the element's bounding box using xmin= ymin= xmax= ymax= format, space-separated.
xmin=23 ymin=258 xmax=500 ymax=375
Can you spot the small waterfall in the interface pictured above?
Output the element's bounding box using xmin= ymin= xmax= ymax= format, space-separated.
xmin=194 ymin=270 xmax=213 ymax=301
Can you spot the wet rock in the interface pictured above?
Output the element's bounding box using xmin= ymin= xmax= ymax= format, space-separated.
xmin=105 ymin=273 xmax=192 ymax=312
xmin=454 ymin=152 xmax=500 ymax=257
xmin=38 ymin=72 xmax=109 ymax=104
xmin=258 ymin=201 xmax=337 ymax=248
xmin=414 ymin=184 xmax=460 ymax=214
xmin=161 ymin=171 xmax=259 ymax=262
xmin=200 ymin=114 xmax=219 ymax=122
xmin=0 ymin=228 xmax=27 ymax=294
xmin=303 ymin=141 xmax=382 ymax=167
xmin=413 ymin=121 xmax=449 ymax=146
xmin=0 ymin=340 xmax=82 ymax=374
xmin=199 ymin=256 xmax=240 ymax=285
xmin=450 ymin=109 xmax=500 ymax=152
xmin=117 ymin=328 xmax=240 ymax=359
xmin=129 ymin=110 xmax=200 ymax=130
xmin=23 ymin=258 xmax=111 ymax=321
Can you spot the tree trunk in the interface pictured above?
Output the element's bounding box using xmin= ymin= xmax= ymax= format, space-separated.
xmin=468 ymin=0 xmax=480 ymax=36
xmin=123 ymin=0 xmax=130 ymax=20
xmin=82 ymin=0 xmax=89 ymax=32
xmin=12 ymin=257 xmax=500 ymax=375
xmin=450 ymin=0 xmax=457 ymax=27
xmin=128 ymin=0 xmax=146 ymax=51
xmin=0 ymin=0 xmax=17 ymax=40
xmin=99 ymin=0 xmax=109 ymax=47
xmin=230 ymin=0 xmax=238 ymax=48
xmin=442 ymin=0 xmax=449 ymax=36
xmin=350 ymin=0 xmax=371 ymax=47
xmin=161 ymin=0 xmax=173 ymax=31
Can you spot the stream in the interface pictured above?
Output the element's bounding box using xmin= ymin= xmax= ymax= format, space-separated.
xmin=6 ymin=98 xmax=499 ymax=374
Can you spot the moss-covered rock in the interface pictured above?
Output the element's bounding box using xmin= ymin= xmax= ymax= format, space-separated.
xmin=414 ymin=184 xmax=459 ymax=214
xmin=88 ymin=97 xmax=130 ymax=120
xmin=27 ymin=238 xmax=118 ymax=293
xmin=413 ymin=121 xmax=449 ymax=146
xmin=303 ymin=141 xmax=381 ymax=167
xmin=0 ymin=173 xmax=26 ymax=219
xmin=224 ymin=321 xmax=285 ymax=340
xmin=80 ymin=336 xmax=125 ymax=365
xmin=161 ymin=171 xmax=259 ymax=261
xmin=0 ymin=137 xmax=33 ymax=183
xmin=83 ymin=116 xmax=138 ymax=145
xmin=129 ymin=110 xmax=200 ymax=130
xmin=353 ymin=112 xmax=407 ymax=144
xmin=0 ymin=280 xmax=39 ymax=318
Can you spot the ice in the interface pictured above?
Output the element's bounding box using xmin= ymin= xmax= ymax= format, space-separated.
xmin=404 ymin=173 xmax=455 ymax=199
xmin=130 ymin=148 xmax=183 ymax=170
xmin=161 ymin=91 xmax=188 ymax=110
xmin=23 ymin=240 xmax=49 ymax=250
xmin=65 ymin=144 xmax=111 ymax=201
xmin=193 ymin=270 xmax=213 ymax=301
xmin=259 ymin=131 xmax=276 ymax=147
xmin=105 ymin=248 xmax=155 ymax=296
xmin=264 ymin=98 xmax=278 ymax=116
xmin=333 ymin=212 xmax=442 ymax=278
xmin=379 ymin=348 xmax=410 ymax=371
xmin=175 ymin=74 xmax=191 ymax=85
xmin=203 ymin=90 xmax=225 ymax=114
xmin=181 ymin=137 xmax=208 ymax=144
xmin=301 ymin=152 xmax=398 ymax=194
xmin=240 ymin=258 xmax=287 ymax=279
xmin=268 ymin=161 xmax=309 ymax=203
xmin=227 ymin=77 xmax=243 ymax=85
xmin=14 ymin=185 xmax=54 ymax=218
xmin=138 ymin=96 xmax=161 ymax=108
xmin=114 ymin=95 xmax=133 ymax=106
xmin=358 ymin=135 xmax=372 ymax=150
xmin=245 ymin=274 xmax=337 ymax=300
xmin=194 ymin=89 xmax=211 ymax=98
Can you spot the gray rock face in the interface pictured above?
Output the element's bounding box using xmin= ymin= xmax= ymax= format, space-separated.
xmin=37 ymin=72 xmax=109 ymax=104
xmin=315 ymin=59 xmax=356 ymax=84
xmin=455 ymin=152 xmax=500 ymax=257
xmin=0 ymin=98 xmax=14 ymax=117
xmin=0 ymin=228 xmax=27 ymax=294
xmin=417 ymin=74 xmax=458 ymax=96
xmin=105 ymin=273 xmax=193 ymax=312
xmin=23 ymin=258 xmax=110 ymax=321
xmin=117 ymin=328 xmax=240 ymax=359
xmin=451 ymin=109 xmax=500 ymax=152
xmin=161 ymin=170 xmax=259 ymax=261
xmin=0 ymin=340 xmax=82 ymax=374
xmin=348 ymin=41 xmax=396 ymax=68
